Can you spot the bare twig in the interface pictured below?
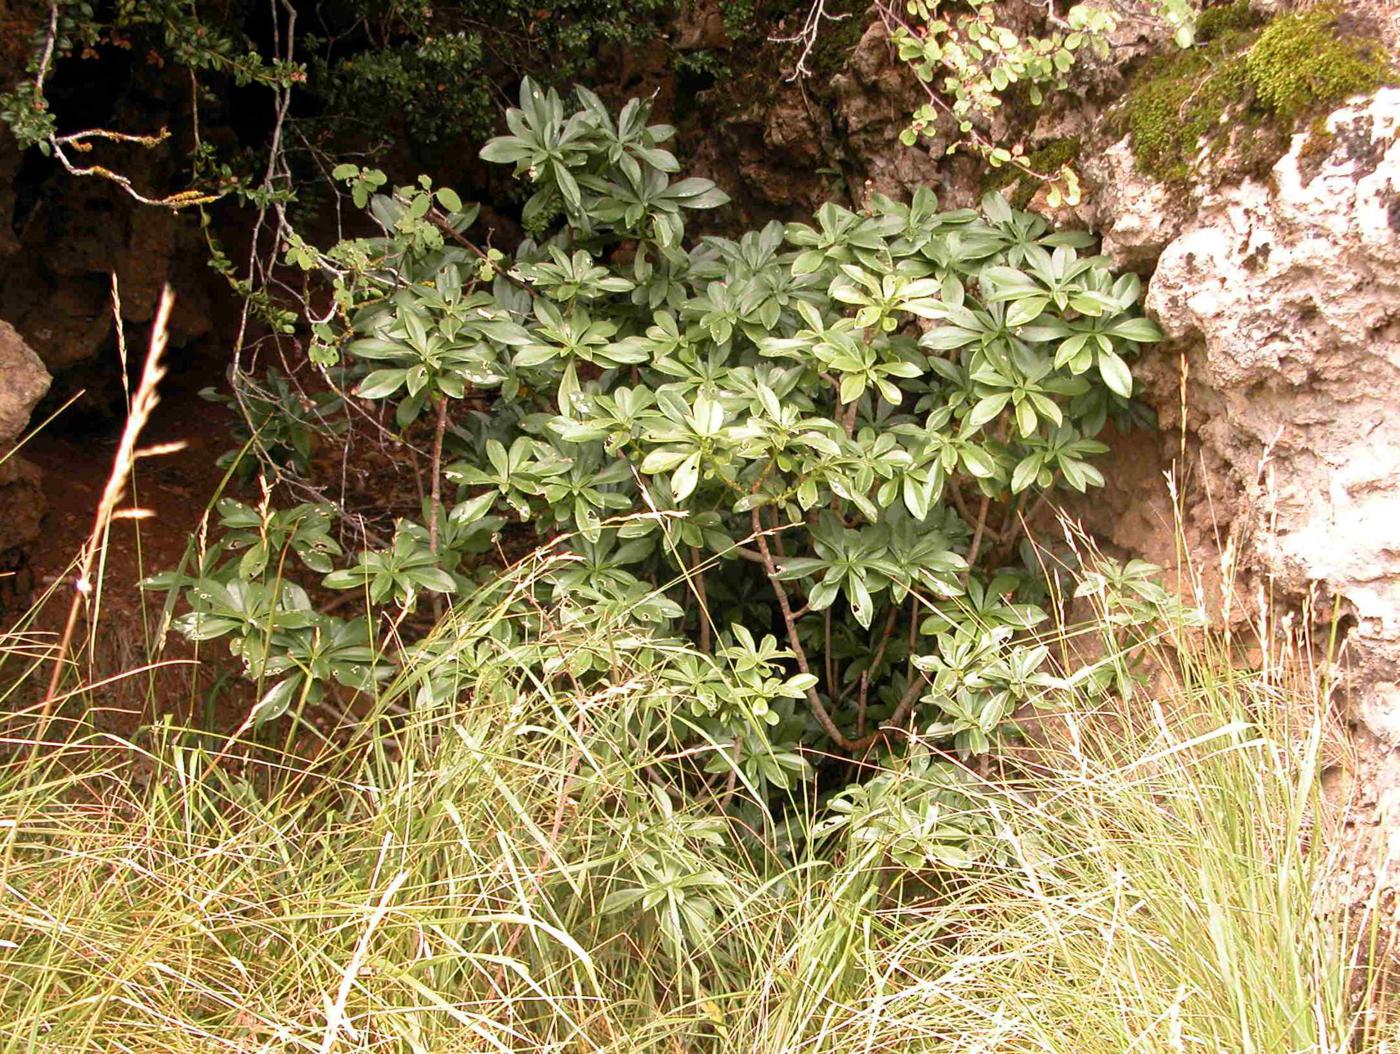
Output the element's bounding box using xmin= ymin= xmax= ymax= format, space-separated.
xmin=773 ymin=0 xmax=853 ymax=82
xmin=231 ymin=0 xmax=299 ymax=362
xmin=48 ymin=133 xmax=222 ymax=209
xmin=948 ymin=482 xmax=972 ymax=523
xmin=33 ymin=1 xmax=59 ymax=92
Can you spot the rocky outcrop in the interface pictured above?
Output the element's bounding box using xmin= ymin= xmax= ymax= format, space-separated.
xmin=0 ymin=320 xmax=49 ymax=443
xmin=831 ymin=23 xmax=947 ymax=206
xmin=681 ymin=18 xmax=953 ymax=224
xmin=1081 ymin=136 xmax=1194 ymax=272
xmin=0 ymin=319 xmax=51 ymax=558
xmin=1094 ymin=90 xmax=1400 ymax=732
xmin=1068 ymin=86 xmax=1400 ymax=911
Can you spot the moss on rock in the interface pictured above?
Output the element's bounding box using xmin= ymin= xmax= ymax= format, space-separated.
xmin=1195 ymin=1 xmax=1260 ymax=43
xmin=985 ymin=136 xmax=1082 ymax=207
xmin=1245 ymin=5 xmax=1391 ymax=120
xmin=1121 ymin=31 xmax=1256 ymax=182
xmin=807 ymin=0 xmax=869 ymax=78
xmin=1119 ymin=3 xmax=1392 ymax=185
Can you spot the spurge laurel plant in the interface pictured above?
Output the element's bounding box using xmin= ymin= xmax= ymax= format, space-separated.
xmin=154 ymin=78 xmax=1162 ymax=793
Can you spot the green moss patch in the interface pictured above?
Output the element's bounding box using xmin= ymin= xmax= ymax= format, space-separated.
xmin=808 ymin=2 xmax=870 ymax=78
xmin=985 ymin=137 xmax=1082 ymax=207
xmin=1120 ymin=3 xmax=1392 ymax=184
xmin=1195 ymin=1 xmax=1261 ymax=43
xmin=1121 ymin=31 xmax=1257 ymax=182
xmin=1245 ymin=5 xmax=1391 ymax=119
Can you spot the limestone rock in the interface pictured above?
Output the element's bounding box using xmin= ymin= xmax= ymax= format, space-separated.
xmin=685 ymin=18 xmax=948 ymax=221
xmin=832 ymin=22 xmax=944 ymax=204
xmin=1082 ymin=136 xmax=1193 ymax=271
xmin=684 ymin=90 xmax=834 ymax=220
xmin=1140 ymin=88 xmax=1400 ymax=741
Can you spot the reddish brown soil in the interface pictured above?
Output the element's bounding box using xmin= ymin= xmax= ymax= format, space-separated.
xmin=25 ymin=377 xmax=232 ymax=602
xmin=15 ymin=354 xmax=253 ymax=736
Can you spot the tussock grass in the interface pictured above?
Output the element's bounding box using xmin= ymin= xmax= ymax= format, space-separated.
xmin=0 ymin=546 xmax=1387 ymax=1053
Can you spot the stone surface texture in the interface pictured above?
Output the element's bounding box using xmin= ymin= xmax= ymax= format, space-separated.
xmin=1068 ymin=85 xmax=1400 ymax=912
xmin=0 ymin=319 xmax=52 ymax=556
xmin=1099 ymin=88 xmax=1400 ymax=734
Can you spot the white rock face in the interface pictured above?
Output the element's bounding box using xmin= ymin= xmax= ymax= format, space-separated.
xmin=1084 ymin=136 xmax=1192 ymax=271
xmin=1144 ymin=88 xmax=1400 ymax=740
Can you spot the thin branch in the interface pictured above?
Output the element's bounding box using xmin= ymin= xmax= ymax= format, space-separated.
xmin=33 ymin=1 xmax=59 ymax=92
xmin=948 ymin=482 xmax=972 ymax=523
xmin=690 ymin=546 xmax=711 ymax=653
xmin=856 ymin=603 xmax=900 ymax=738
xmin=882 ymin=675 xmax=927 ymax=737
xmin=750 ymin=505 xmax=853 ymax=750
xmin=823 ymin=608 xmax=835 ymax=699
xmin=232 ymin=0 xmax=299 ymax=362
xmin=773 ymin=0 xmax=852 ymax=82
xmin=428 ymin=395 xmax=450 ymax=555
xmin=966 ymin=494 xmax=992 ymax=569
xmin=728 ymin=544 xmax=768 ymax=565
xmin=990 ymin=486 xmax=1056 ymax=565
xmin=907 ymin=597 xmax=918 ymax=677
xmin=721 ymin=739 xmax=741 ymax=806
xmin=426 ymin=206 xmax=536 ymax=296
xmin=48 ymin=131 xmax=222 ymax=209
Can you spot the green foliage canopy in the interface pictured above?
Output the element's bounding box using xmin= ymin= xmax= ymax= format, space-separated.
xmin=154 ymin=79 xmax=1162 ymax=783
